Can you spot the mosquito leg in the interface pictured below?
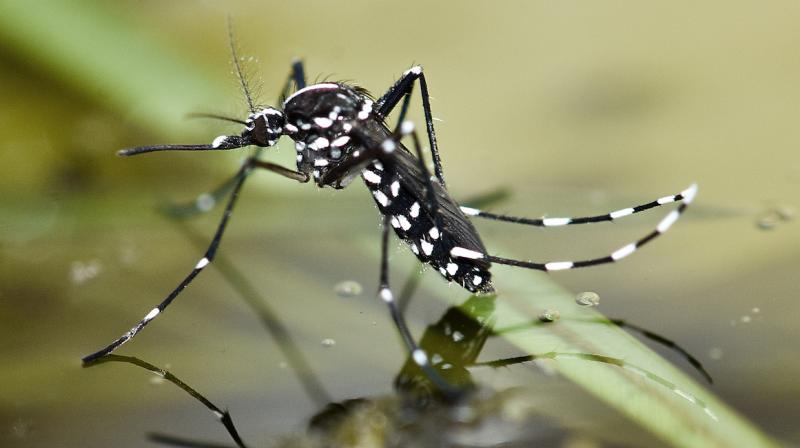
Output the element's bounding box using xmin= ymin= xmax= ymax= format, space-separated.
xmin=493 ymin=315 xmax=712 ymax=384
xmin=279 ymin=59 xmax=307 ymax=104
xmin=376 ymin=66 xmax=445 ymax=186
xmin=460 ymin=185 xmax=695 ymax=227
xmin=377 ymin=216 xmax=464 ymax=401
xmin=174 ymin=219 xmax=332 ymax=405
xmin=81 ymin=159 xmax=307 ymax=363
xmin=481 ymin=184 xmax=697 ymax=271
xmin=85 ymin=355 xmax=248 ymax=448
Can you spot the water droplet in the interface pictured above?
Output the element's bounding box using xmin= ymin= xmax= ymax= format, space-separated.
xmin=334 ymin=280 xmax=363 ymax=297
xmin=751 ymin=307 xmax=760 ymax=314
xmin=756 ymin=205 xmax=796 ymax=230
xmin=195 ymin=193 xmax=216 ymax=212
xmin=149 ymin=375 xmax=166 ymax=386
xmin=321 ymin=338 xmax=336 ymax=347
xmin=756 ymin=216 xmax=777 ymax=230
xmin=538 ymin=309 xmax=561 ymax=322
xmin=740 ymin=315 xmax=752 ymax=323
xmin=575 ymin=291 xmax=600 ymax=307
xmin=776 ymin=205 xmax=796 ymax=221
xmin=70 ymin=259 xmax=103 ymax=284
xmin=708 ymin=347 xmax=723 ymax=360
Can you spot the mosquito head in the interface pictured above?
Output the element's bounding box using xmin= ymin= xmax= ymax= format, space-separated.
xmin=244 ymin=107 xmax=285 ymax=147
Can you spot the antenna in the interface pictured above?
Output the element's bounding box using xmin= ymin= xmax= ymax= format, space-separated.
xmin=227 ymin=16 xmax=256 ymax=113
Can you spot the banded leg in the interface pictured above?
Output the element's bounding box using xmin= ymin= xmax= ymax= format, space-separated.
xmin=377 ymin=216 xmax=464 ymax=400
xmin=452 ymin=184 xmax=698 ymax=272
xmin=460 ymin=186 xmax=694 ymax=227
xmin=376 ymin=66 xmax=446 ymax=186
xmin=81 ymin=159 xmax=309 ymax=363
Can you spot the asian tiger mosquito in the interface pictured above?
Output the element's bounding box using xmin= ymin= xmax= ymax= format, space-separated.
xmin=81 ymin=30 xmax=697 ymax=397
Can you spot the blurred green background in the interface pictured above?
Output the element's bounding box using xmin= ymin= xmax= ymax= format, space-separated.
xmin=1 ymin=1 xmax=798 ymax=447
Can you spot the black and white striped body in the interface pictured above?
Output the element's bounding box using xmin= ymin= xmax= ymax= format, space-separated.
xmin=283 ymin=82 xmax=493 ymax=293
xmin=361 ymin=157 xmax=492 ymax=293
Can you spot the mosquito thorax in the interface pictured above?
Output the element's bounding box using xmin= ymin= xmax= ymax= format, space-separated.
xmin=282 ymin=83 xmax=374 ymax=188
xmin=244 ymin=107 xmax=285 ymax=147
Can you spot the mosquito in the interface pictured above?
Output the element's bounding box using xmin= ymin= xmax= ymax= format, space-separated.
xmin=82 ymin=30 xmax=697 ymax=397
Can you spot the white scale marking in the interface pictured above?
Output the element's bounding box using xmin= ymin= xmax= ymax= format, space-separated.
xmin=309 ymin=137 xmax=329 ymax=150
xmin=331 ymin=135 xmax=350 ymax=147
xmin=429 ymin=227 xmax=440 ymax=239
xmin=446 ymin=263 xmax=458 ymax=275
xmin=283 ymin=83 xmax=340 ymax=105
xmin=195 ymin=257 xmax=210 ymax=269
xmin=610 ymin=208 xmax=634 ymax=219
xmin=460 ymin=206 xmax=480 ymax=216
xmin=211 ymin=135 xmax=227 ymax=148
xmin=657 ymin=195 xmax=676 ymax=205
xmin=439 ymin=267 xmax=447 ymax=275
xmin=472 ymin=275 xmax=483 ymax=286
xmin=363 ymin=170 xmax=381 ymax=184
xmin=314 ymin=158 xmax=329 ymax=167
xmin=612 ymin=243 xmax=637 ymax=260
xmin=284 ymin=123 xmax=298 ymax=133
xmin=373 ymin=190 xmax=389 ymax=207
xmin=406 ymin=66 xmax=422 ymax=75
xmin=398 ymin=215 xmax=412 ymax=231
xmin=450 ymin=247 xmax=483 ymax=259
xmin=400 ymin=121 xmax=414 ymax=135
xmin=313 ymin=117 xmax=333 ymax=128
xmin=296 ymin=154 xmax=303 ymax=162
xmin=545 ymin=261 xmax=573 ymax=271
xmin=421 ymin=240 xmax=434 ymax=256
xmin=657 ymin=210 xmax=680 ymax=233
xmin=390 ymin=181 xmax=400 ymax=197
xmin=390 ymin=217 xmax=400 ymax=228
xmin=682 ymin=183 xmax=699 ymax=203
xmin=543 ymin=217 xmax=571 ymax=227
xmin=381 ymin=140 xmax=396 ymax=153
xmin=144 ymin=308 xmax=160 ymax=321
xmin=410 ymin=243 xmax=419 ymax=255
xmin=379 ymin=288 xmax=393 ymax=303
xmin=410 ymin=202 xmax=420 ymax=218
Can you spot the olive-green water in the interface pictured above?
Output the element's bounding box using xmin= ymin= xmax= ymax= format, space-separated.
xmin=1 ymin=2 xmax=798 ymax=447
